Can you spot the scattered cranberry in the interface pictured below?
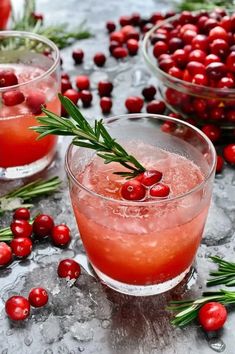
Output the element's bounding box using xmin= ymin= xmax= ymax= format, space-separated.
xmin=51 ymin=224 xmax=71 ymax=246
xmin=0 ymin=70 xmax=18 ymax=87
xmin=150 ymin=183 xmax=170 ymax=198
xmin=112 ymin=47 xmax=128 ymax=59
xmin=10 ymin=237 xmax=33 ymax=258
xmin=93 ymin=52 xmax=106 ymax=67
xmin=10 ymin=220 xmax=32 ymax=238
xmin=75 ymin=75 xmax=90 ymax=91
xmin=106 ymin=21 xmax=116 ymax=33
xmin=125 ymin=96 xmax=144 ymax=113
xmin=33 ymin=214 xmax=54 ymax=238
xmin=110 ymin=31 xmax=124 ymax=44
xmin=80 ymin=90 xmax=93 ymax=107
xmin=28 ymin=288 xmax=48 ymax=308
xmin=57 ymin=259 xmax=81 ymax=280
xmin=136 ymin=170 xmax=162 ymax=186
xmin=61 ymin=72 xmax=70 ymax=80
xmin=126 ymin=39 xmax=139 ymax=55
xmin=121 ymin=180 xmax=146 ymax=201
xmin=2 ymin=91 xmax=25 ymax=106
xmin=5 ymin=296 xmax=30 ymax=321
xmin=100 ymin=97 xmax=112 ymax=114
xmin=0 ymin=242 xmax=12 ymax=266
xmin=61 ymin=78 xmax=72 ymax=93
xmin=109 ymin=41 xmax=121 ymax=54
xmin=216 ymin=155 xmax=224 ymax=174
xmin=72 ymin=49 xmax=84 ymax=64
xmin=26 ymin=92 xmax=46 ymax=114
xmin=142 ymin=85 xmax=156 ymax=101
xmin=63 ymin=89 xmax=80 ymax=105
xmin=198 ymin=302 xmax=227 ymax=331
xmin=223 ymin=144 xmax=235 ymax=164
xmin=119 ymin=15 xmax=132 ymax=27
xmin=146 ymin=100 xmax=166 ymax=114
xmin=202 ymin=124 xmax=221 ymax=143
xmin=31 ymin=12 xmax=43 ymax=22
xmin=98 ymin=81 xmax=113 ymax=97
xmin=13 ymin=208 xmax=30 ymax=221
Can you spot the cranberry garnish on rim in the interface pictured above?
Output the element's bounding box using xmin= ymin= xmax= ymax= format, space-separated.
xmin=136 ymin=170 xmax=162 ymax=187
xmin=13 ymin=208 xmax=30 ymax=221
xmin=10 ymin=220 xmax=32 ymax=238
xmin=28 ymin=288 xmax=48 ymax=308
xmin=10 ymin=237 xmax=33 ymax=258
xmin=57 ymin=259 xmax=81 ymax=280
xmin=51 ymin=224 xmax=71 ymax=246
xmin=0 ymin=242 xmax=12 ymax=266
xmin=33 ymin=214 xmax=54 ymax=238
xmin=121 ymin=180 xmax=146 ymax=201
xmin=5 ymin=296 xmax=30 ymax=321
xmin=150 ymin=183 xmax=170 ymax=198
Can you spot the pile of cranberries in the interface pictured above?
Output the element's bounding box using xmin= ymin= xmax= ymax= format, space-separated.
xmin=0 ymin=208 xmax=71 ymax=267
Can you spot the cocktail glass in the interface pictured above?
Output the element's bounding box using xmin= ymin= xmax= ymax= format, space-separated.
xmin=0 ymin=31 xmax=60 ymax=179
xmin=66 ymin=114 xmax=216 ymax=296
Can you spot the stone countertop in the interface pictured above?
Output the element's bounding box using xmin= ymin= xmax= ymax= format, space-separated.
xmin=0 ymin=0 xmax=235 ymax=353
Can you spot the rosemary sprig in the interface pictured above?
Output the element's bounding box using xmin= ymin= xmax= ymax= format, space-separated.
xmin=207 ymin=256 xmax=235 ymax=287
xmin=31 ymin=94 xmax=146 ymax=179
xmin=0 ymin=176 xmax=61 ymax=215
xmin=169 ymin=290 xmax=235 ymax=327
xmin=177 ymin=0 xmax=234 ymax=11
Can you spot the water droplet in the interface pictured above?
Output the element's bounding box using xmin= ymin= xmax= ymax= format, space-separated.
xmin=44 ymin=349 xmax=53 ymax=354
xmin=78 ymin=348 xmax=85 ymax=352
xmin=205 ymin=251 xmax=212 ymax=258
xmin=6 ymin=329 xmax=13 ymax=336
xmin=208 ymin=338 xmax=226 ymax=352
xmin=101 ymin=319 xmax=110 ymax=329
xmin=24 ymin=335 xmax=33 ymax=346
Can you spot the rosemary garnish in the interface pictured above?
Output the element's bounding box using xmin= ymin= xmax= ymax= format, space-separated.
xmin=177 ymin=0 xmax=234 ymax=11
xmin=31 ymin=94 xmax=146 ymax=179
xmin=0 ymin=176 xmax=61 ymax=215
xmin=207 ymin=256 xmax=235 ymax=287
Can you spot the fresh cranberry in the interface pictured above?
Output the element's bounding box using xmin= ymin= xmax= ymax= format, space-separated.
xmin=226 ymin=110 xmax=235 ymax=123
xmin=210 ymin=107 xmax=225 ymax=121
xmin=209 ymin=26 xmax=228 ymax=42
xmin=165 ymin=88 xmax=181 ymax=105
xmin=159 ymin=58 xmax=175 ymax=72
xmin=63 ymin=89 xmax=80 ymax=105
xmin=151 ymin=33 xmax=167 ymax=45
xmin=100 ymin=97 xmax=112 ymax=114
xmin=142 ymin=85 xmax=156 ymax=101
xmin=161 ymin=120 xmax=176 ymax=133
xmin=150 ymin=183 xmax=170 ymax=198
xmin=57 ymin=259 xmax=81 ymax=280
xmin=220 ymin=16 xmax=232 ymax=32
xmin=121 ymin=180 xmax=146 ymax=201
xmin=218 ymin=77 xmax=234 ymax=88
xmin=0 ymin=70 xmax=18 ymax=87
xmin=192 ymin=73 xmax=208 ymax=86
xmin=193 ymin=98 xmax=207 ymax=113
xmin=72 ymin=49 xmax=84 ymax=64
xmin=198 ymin=302 xmax=227 ymax=332
xmin=197 ymin=16 xmax=209 ymax=31
xmin=188 ymin=49 xmax=206 ymax=63
xmin=75 ymin=75 xmax=90 ymax=91
xmin=216 ymin=155 xmax=224 ymax=174
xmin=210 ymin=39 xmax=229 ymax=58
xmin=153 ymin=41 xmax=169 ymax=58
xmin=13 ymin=208 xmax=30 ymax=221
xmin=51 ymin=224 xmax=71 ymax=246
xmin=202 ymin=124 xmax=221 ymax=143
xmin=125 ymin=96 xmax=144 ymax=113
xmin=130 ymin=12 xmax=141 ymax=26
xmin=33 ymin=214 xmax=54 ymax=238
xmin=28 ymin=287 xmax=48 ymax=308
xmin=179 ymin=11 xmax=195 ymax=25
xmin=112 ymin=47 xmax=128 ymax=59
xmin=223 ymin=144 xmax=235 ymax=164
xmin=106 ymin=21 xmax=116 ymax=33
xmin=26 ymin=92 xmax=46 ymax=114
xmin=119 ymin=15 xmax=132 ymax=27
xmin=10 ymin=237 xmax=32 ymax=258
xmin=203 ymin=18 xmax=218 ymax=33
xmin=80 ymin=90 xmax=93 ymax=107
xmin=109 ymin=41 xmax=121 ymax=54
xmin=61 ymin=78 xmax=72 ymax=93
xmin=93 ymin=52 xmax=106 ymax=67
xmin=150 ymin=12 xmax=164 ymax=24
xmin=204 ymin=54 xmax=220 ymax=66
xmin=192 ymin=34 xmax=209 ymax=51
xmin=61 ymin=72 xmax=70 ymax=80
xmin=2 ymin=91 xmax=25 ymax=106
xmin=126 ymin=39 xmax=139 ymax=55
xmin=136 ymin=170 xmax=162 ymax=186
xmin=169 ymin=112 xmax=182 ymax=119
xmin=172 ymin=49 xmax=188 ymax=68
xmin=168 ymin=37 xmax=184 ymax=53
xmin=142 ymin=23 xmax=153 ymax=34
xmin=10 ymin=220 xmax=32 ymax=238
xmin=180 ymin=23 xmax=198 ymax=34
xmin=226 ymin=52 xmax=235 ymax=72
xmin=121 ymin=25 xmax=135 ymax=39
xmin=125 ymin=30 xmax=140 ymax=41
xmin=146 ymin=100 xmax=166 ymax=114
xmin=110 ymin=31 xmax=124 ymax=44
xmin=186 ymin=61 xmax=205 ymax=76
xmin=31 ymin=12 xmax=43 ymax=21
xmin=206 ymin=62 xmax=226 ymax=81
xmin=168 ymin=66 xmax=183 ymax=79
xmin=98 ymin=81 xmax=113 ymax=97
xmin=5 ymin=296 xmax=30 ymax=321
xmin=0 ymin=242 xmax=12 ymax=266
xmin=182 ymin=29 xmax=197 ymax=44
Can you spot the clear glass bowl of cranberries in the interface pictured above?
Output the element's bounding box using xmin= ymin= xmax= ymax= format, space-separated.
xmin=142 ymin=8 xmax=235 ymax=138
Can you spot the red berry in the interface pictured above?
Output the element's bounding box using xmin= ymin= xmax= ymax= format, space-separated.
xmin=125 ymin=30 xmax=140 ymax=42
xmin=142 ymin=85 xmax=156 ymax=101
xmin=112 ymin=47 xmax=128 ymax=59
xmin=121 ymin=180 xmax=146 ymax=201
xmin=210 ymin=39 xmax=229 ymax=58
xmin=168 ymin=66 xmax=183 ymax=79
xmin=26 ymin=92 xmax=46 ymax=114
xmin=150 ymin=12 xmax=164 ymax=24
xmin=146 ymin=100 xmax=166 ymax=114
xmin=217 ymin=77 xmax=234 ymax=88
xmin=216 ymin=155 xmax=224 ymax=174
xmin=209 ymin=26 xmax=228 ymax=42
xmin=161 ymin=120 xmax=176 ymax=133
xmin=188 ymin=49 xmax=206 ymax=63
xmin=31 ymin=12 xmax=43 ymax=21
xmin=192 ymin=73 xmax=208 ymax=86
xmin=63 ymin=89 xmax=80 ymax=105
xmin=5 ymin=296 xmax=30 ymax=321
xmin=10 ymin=220 xmax=32 ymax=238
xmin=193 ymin=98 xmax=207 ymax=113
xmin=203 ymin=18 xmax=218 ymax=33
xmin=110 ymin=31 xmax=124 ymax=44
xmin=172 ymin=49 xmax=188 ymax=68
xmin=2 ymin=91 xmax=25 ymax=106
xmin=186 ymin=61 xmax=205 ymax=76
xmin=93 ymin=52 xmax=106 ymax=67
xmin=57 ymin=259 xmax=81 ymax=280
xmin=98 ymin=81 xmax=113 ymax=97
xmin=125 ymin=96 xmax=144 ymax=113
xmin=109 ymin=41 xmax=121 ymax=55
xmin=100 ymin=97 xmax=112 ymax=114
xmin=226 ymin=110 xmax=235 ymax=123
xmin=61 ymin=72 xmax=70 ymax=80
xmin=159 ymin=58 xmax=175 ymax=72
xmin=0 ymin=242 xmax=12 ymax=266
xmin=182 ymin=29 xmax=197 ymax=44
xmin=223 ymin=144 xmax=235 ymax=164
xmin=75 ymin=75 xmax=90 ymax=91
xmin=119 ymin=15 xmax=132 ymax=27
xmin=204 ymin=54 xmax=220 ymax=66
xmin=192 ymin=34 xmax=209 ymax=51
xmin=209 ymin=107 xmax=225 ymax=121
xmin=51 ymin=224 xmax=71 ymax=246
xmin=198 ymin=302 xmax=227 ymax=331
xmin=126 ymin=39 xmax=139 ymax=55
xmin=226 ymin=52 xmax=235 ymax=73
xmin=0 ymin=70 xmax=18 ymax=87
xmin=206 ymin=62 xmax=226 ymax=81
xmin=180 ymin=23 xmax=198 ymax=34
xmin=136 ymin=170 xmax=162 ymax=187
xmin=202 ymin=124 xmax=221 ymax=143
xmin=150 ymin=183 xmax=170 ymax=198
xmin=13 ymin=208 xmax=30 ymax=221
xmin=168 ymin=37 xmax=184 ymax=53
xmin=33 ymin=214 xmax=54 ymax=238
xmin=80 ymin=90 xmax=93 ymax=107
xmin=61 ymin=78 xmax=72 ymax=93
xmin=10 ymin=237 xmax=32 ymax=258
xmin=130 ymin=12 xmax=141 ymax=26
xmin=153 ymin=41 xmax=169 ymax=58
xmin=28 ymin=288 xmax=48 ymax=308
xmin=72 ymin=49 xmax=84 ymax=64
xmin=106 ymin=21 xmax=116 ymax=33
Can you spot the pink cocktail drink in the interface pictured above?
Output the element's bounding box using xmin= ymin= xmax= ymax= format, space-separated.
xmin=66 ymin=115 xmax=216 ymax=296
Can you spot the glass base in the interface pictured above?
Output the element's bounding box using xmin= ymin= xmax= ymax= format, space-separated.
xmin=0 ymin=149 xmax=56 ymax=180
xmin=91 ymin=264 xmax=191 ymax=296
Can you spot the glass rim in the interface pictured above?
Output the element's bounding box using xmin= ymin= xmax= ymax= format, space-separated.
xmin=141 ymin=11 xmax=235 ymax=95
xmin=0 ymin=30 xmax=60 ymax=92
xmin=65 ymin=113 xmax=216 ymax=206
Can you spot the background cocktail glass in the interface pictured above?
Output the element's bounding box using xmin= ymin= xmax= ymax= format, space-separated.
xmin=66 ymin=114 xmax=216 ymax=296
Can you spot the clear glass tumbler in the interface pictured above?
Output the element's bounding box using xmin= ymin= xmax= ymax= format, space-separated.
xmin=66 ymin=114 xmax=216 ymax=296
